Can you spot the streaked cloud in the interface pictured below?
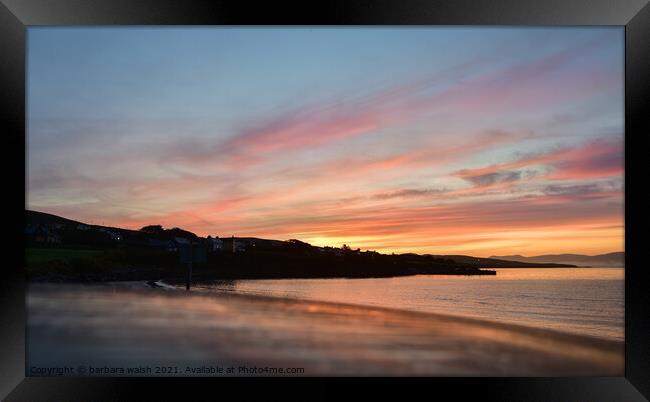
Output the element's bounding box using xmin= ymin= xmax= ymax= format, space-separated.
xmin=372 ymin=188 xmax=449 ymax=200
xmin=27 ymin=27 xmax=624 ymax=256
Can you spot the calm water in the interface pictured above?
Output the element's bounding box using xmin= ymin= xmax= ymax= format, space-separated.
xmin=194 ymin=268 xmax=624 ymax=341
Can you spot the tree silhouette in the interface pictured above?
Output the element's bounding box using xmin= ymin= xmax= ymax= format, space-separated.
xmin=140 ymin=225 xmax=164 ymax=234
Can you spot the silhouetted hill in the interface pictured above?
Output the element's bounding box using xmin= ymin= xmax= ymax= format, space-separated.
xmin=489 ymin=252 xmax=624 ymax=267
xmin=430 ymin=254 xmax=577 ymax=268
xmin=26 ymin=210 xmax=83 ymax=226
xmin=25 ymin=209 xmax=579 ymax=282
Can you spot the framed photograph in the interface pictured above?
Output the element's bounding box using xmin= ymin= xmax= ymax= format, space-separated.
xmin=2 ymin=0 xmax=648 ymax=400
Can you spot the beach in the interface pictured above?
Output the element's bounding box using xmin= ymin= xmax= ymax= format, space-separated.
xmin=27 ymin=282 xmax=623 ymax=376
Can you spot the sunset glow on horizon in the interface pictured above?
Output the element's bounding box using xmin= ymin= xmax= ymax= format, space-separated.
xmin=27 ymin=27 xmax=624 ymax=257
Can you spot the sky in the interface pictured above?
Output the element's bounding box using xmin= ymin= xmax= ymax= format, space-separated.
xmin=27 ymin=27 xmax=624 ymax=257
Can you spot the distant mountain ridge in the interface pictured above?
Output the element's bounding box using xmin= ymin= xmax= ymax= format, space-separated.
xmin=489 ymin=252 xmax=624 ymax=267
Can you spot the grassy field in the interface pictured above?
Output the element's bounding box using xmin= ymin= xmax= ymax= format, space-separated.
xmin=26 ymin=247 xmax=104 ymax=265
xmin=25 ymin=247 xmax=179 ymax=281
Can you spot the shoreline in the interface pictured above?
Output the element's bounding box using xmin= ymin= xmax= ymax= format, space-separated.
xmin=27 ymin=282 xmax=623 ymax=376
xmin=28 ymin=267 xmax=497 ymax=284
xmin=144 ymin=278 xmax=622 ymax=345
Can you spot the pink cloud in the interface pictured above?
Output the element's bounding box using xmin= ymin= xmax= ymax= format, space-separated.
xmin=160 ymin=34 xmax=617 ymax=172
xmin=455 ymin=137 xmax=623 ymax=185
xmin=545 ymin=138 xmax=624 ymax=180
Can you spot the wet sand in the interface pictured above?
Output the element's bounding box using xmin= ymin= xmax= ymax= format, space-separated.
xmin=27 ymin=283 xmax=623 ymax=376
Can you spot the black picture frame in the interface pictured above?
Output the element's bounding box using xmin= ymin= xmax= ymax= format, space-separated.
xmin=1 ymin=0 xmax=648 ymax=400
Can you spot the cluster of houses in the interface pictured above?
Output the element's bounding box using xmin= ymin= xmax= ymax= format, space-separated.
xmin=310 ymin=245 xmax=378 ymax=257
xmin=25 ymin=221 xmax=123 ymax=245
xmin=25 ymin=220 xmax=256 ymax=256
xmin=98 ymin=227 xmax=122 ymax=241
xmin=145 ymin=235 xmax=272 ymax=254
xmin=205 ymin=236 xmax=223 ymax=252
xmin=123 ymin=233 xmax=229 ymax=254
xmin=24 ymin=222 xmax=63 ymax=245
xmin=25 ymin=218 xmax=379 ymax=259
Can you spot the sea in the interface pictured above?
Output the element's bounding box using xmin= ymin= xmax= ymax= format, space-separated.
xmin=190 ymin=267 xmax=624 ymax=341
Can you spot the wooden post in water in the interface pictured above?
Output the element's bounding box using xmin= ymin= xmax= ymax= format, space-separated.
xmin=186 ymin=238 xmax=193 ymax=291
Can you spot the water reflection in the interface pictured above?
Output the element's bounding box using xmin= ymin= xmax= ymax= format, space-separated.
xmin=27 ymin=283 xmax=623 ymax=376
xmin=195 ymin=268 xmax=624 ymax=341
